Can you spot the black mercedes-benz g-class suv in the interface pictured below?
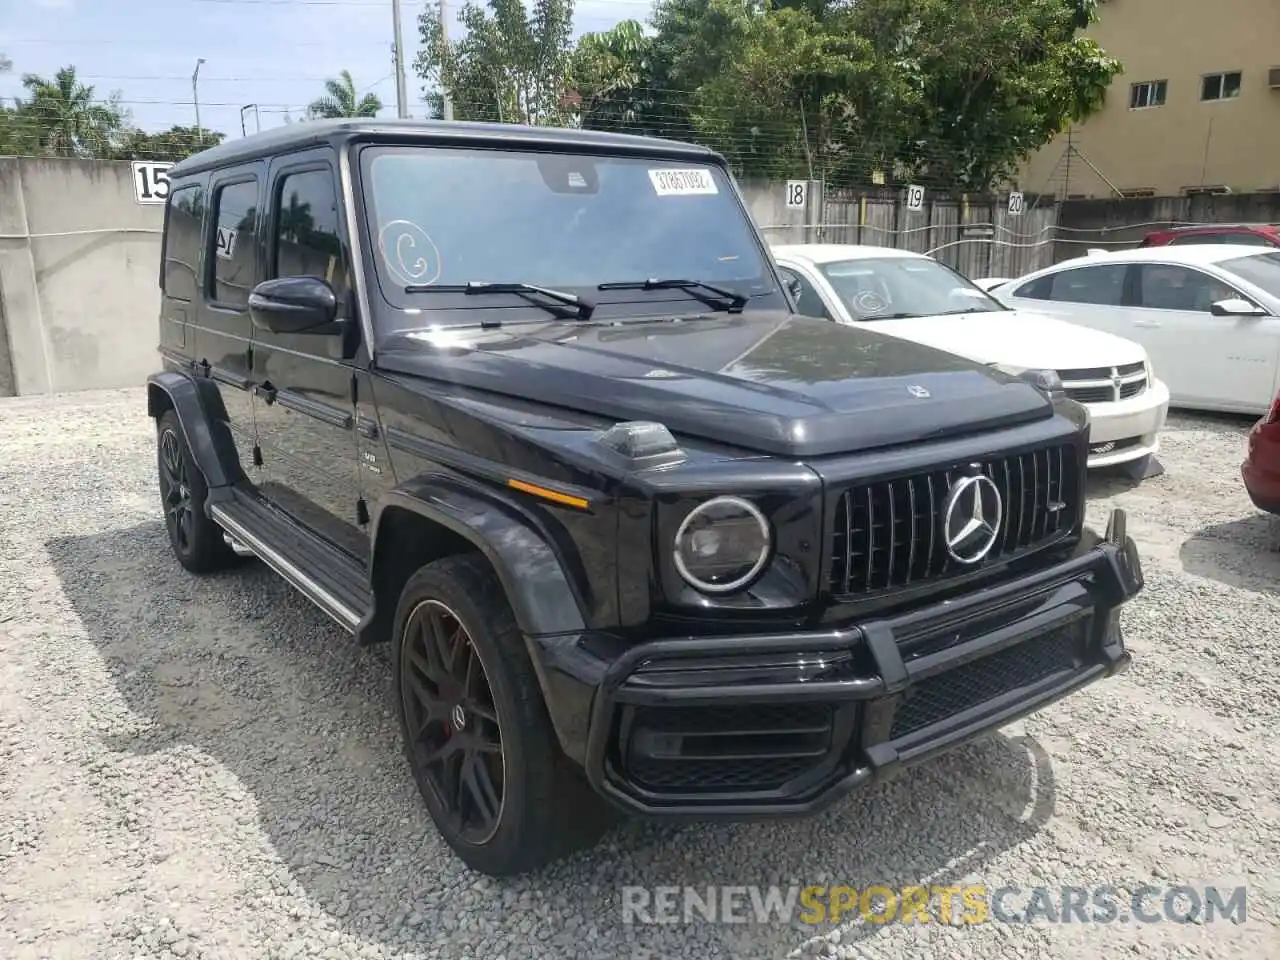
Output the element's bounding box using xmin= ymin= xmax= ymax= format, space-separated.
xmin=147 ymin=118 xmax=1143 ymax=877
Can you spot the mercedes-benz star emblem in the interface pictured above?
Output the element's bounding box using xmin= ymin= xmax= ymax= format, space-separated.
xmin=940 ymin=474 xmax=1003 ymax=564
xmin=907 ymin=384 xmax=930 ymax=398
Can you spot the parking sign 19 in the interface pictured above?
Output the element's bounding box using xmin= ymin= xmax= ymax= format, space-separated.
xmin=132 ymin=161 xmax=174 ymax=204
xmin=905 ymin=184 xmax=925 ymax=212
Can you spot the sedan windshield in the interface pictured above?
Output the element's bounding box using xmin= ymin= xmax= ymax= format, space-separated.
xmin=358 ymin=146 xmax=780 ymax=323
xmin=818 ymin=257 xmax=1007 ymax=320
xmin=1219 ymin=251 xmax=1280 ymax=299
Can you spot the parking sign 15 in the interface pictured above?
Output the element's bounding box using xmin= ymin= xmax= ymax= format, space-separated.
xmin=132 ymin=161 xmax=174 ymax=204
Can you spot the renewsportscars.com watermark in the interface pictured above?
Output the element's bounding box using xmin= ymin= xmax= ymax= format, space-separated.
xmin=621 ymin=884 xmax=1248 ymax=926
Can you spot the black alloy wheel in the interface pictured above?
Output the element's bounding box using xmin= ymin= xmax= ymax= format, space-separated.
xmin=399 ymin=598 xmax=505 ymax=844
xmin=159 ymin=426 xmax=195 ymax=554
xmin=154 ymin=408 xmax=237 ymax=573
xmin=390 ymin=554 xmax=617 ymax=876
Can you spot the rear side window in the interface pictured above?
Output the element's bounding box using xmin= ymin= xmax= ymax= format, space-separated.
xmin=163 ymin=183 xmax=204 ymax=302
xmin=209 ymin=179 xmax=259 ymax=308
xmin=274 ymin=168 xmax=347 ymax=307
xmin=1045 ymin=264 xmax=1127 ymax=305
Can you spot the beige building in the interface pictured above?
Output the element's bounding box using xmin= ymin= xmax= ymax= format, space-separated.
xmin=1017 ymin=0 xmax=1280 ymax=199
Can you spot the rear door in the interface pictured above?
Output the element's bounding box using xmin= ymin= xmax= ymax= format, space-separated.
xmin=193 ymin=163 xmax=267 ymax=483
xmin=1004 ymin=261 xmax=1134 ymax=340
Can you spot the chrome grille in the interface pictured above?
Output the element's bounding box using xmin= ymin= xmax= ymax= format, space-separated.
xmin=829 ymin=444 xmax=1077 ymax=595
xmin=1058 ymin=362 xmax=1147 ymax=405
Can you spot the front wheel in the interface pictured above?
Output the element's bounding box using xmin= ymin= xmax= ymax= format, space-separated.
xmin=391 ymin=553 xmax=614 ymax=876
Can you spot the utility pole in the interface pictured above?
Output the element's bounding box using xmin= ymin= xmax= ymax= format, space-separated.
xmin=391 ymin=0 xmax=409 ymax=118
xmin=439 ymin=0 xmax=454 ymax=120
xmin=192 ymin=58 xmax=206 ymax=144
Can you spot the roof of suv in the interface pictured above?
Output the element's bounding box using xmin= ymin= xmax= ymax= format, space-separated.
xmin=166 ymin=117 xmax=719 ymax=178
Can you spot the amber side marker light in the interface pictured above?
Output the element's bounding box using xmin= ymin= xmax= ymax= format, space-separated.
xmin=506 ymin=478 xmax=590 ymax=510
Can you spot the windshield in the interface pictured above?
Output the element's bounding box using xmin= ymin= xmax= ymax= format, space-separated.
xmin=1219 ymin=251 xmax=1280 ymax=299
xmin=818 ymin=256 xmax=1007 ymax=320
xmin=358 ymin=145 xmax=781 ymax=324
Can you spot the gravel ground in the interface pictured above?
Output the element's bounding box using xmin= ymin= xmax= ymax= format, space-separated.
xmin=1 ymin=387 xmax=1278 ymax=960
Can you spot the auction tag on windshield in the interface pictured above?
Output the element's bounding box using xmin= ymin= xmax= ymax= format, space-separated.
xmin=649 ymin=168 xmax=718 ymax=196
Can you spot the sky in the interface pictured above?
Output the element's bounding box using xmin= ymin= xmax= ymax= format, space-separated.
xmin=0 ymin=0 xmax=652 ymax=140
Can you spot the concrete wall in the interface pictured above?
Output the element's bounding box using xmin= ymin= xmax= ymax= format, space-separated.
xmin=0 ymin=157 xmax=163 ymax=396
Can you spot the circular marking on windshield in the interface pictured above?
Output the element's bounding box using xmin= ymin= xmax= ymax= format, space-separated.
xmin=378 ymin=219 xmax=442 ymax=287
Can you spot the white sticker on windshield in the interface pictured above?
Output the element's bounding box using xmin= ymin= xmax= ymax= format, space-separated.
xmin=649 ymin=168 xmax=718 ymax=196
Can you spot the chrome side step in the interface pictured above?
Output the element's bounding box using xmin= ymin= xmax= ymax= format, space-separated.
xmin=209 ymin=500 xmax=368 ymax=634
xmin=223 ymin=533 xmax=257 ymax=557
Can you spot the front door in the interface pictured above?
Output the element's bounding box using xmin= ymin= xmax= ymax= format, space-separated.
xmin=194 ymin=165 xmax=267 ymax=483
xmin=1128 ymin=262 xmax=1280 ymax=412
xmin=249 ymin=150 xmax=364 ymax=558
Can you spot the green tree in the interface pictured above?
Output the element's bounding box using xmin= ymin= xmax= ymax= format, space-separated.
xmin=623 ymin=0 xmax=1119 ymax=189
xmin=114 ymin=125 xmax=225 ymax=162
xmin=415 ymin=0 xmax=575 ymax=125
xmin=840 ymin=0 xmax=1120 ymax=189
xmin=307 ymin=70 xmax=383 ymax=119
xmin=15 ymin=65 xmax=128 ymax=158
xmin=567 ymin=20 xmax=663 ymax=135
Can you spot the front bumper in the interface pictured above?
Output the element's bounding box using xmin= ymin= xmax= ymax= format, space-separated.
xmin=1084 ymin=378 xmax=1170 ymax=468
xmin=527 ymin=509 xmax=1143 ymax=818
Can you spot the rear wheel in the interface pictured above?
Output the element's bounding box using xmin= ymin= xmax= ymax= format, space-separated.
xmin=156 ymin=409 xmax=237 ymax=574
xmin=391 ymin=553 xmax=614 ymax=876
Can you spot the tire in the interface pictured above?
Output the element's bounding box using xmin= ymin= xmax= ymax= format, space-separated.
xmin=156 ymin=409 xmax=238 ymax=574
xmin=391 ymin=553 xmax=615 ymax=876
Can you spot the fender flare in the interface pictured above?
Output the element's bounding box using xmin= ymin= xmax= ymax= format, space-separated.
xmin=364 ymin=480 xmax=590 ymax=641
xmin=146 ymin=371 xmax=245 ymax=490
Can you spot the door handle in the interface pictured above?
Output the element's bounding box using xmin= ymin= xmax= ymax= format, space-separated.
xmin=1134 ymin=320 xmax=1161 ymax=328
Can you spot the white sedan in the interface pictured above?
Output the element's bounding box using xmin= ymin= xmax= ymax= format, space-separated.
xmin=981 ymin=245 xmax=1280 ymax=416
xmin=771 ymin=243 xmax=1171 ymax=471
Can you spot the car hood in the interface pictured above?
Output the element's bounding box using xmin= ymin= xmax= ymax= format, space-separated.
xmin=375 ymin=310 xmax=1056 ymax=459
xmin=862 ymin=309 xmax=1148 ymax=371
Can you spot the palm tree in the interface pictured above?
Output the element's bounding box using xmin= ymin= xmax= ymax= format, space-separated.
xmin=307 ymin=70 xmax=382 ymax=119
xmin=19 ymin=65 xmax=126 ymax=158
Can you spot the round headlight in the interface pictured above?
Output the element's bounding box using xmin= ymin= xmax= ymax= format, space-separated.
xmin=673 ymin=496 xmax=771 ymax=594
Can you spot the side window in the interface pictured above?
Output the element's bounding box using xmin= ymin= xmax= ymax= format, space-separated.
xmin=1011 ymin=275 xmax=1051 ymax=299
xmin=1012 ymin=275 xmax=1053 ymax=299
xmin=780 ymin=267 xmax=832 ymax=320
xmin=163 ymin=183 xmax=204 ymax=302
xmin=1046 ymin=264 xmax=1128 ymax=305
xmin=274 ymin=167 xmax=348 ymax=310
xmin=209 ymin=179 xmax=259 ymax=308
xmin=1135 ymin=264 xmax=1240 ymax=312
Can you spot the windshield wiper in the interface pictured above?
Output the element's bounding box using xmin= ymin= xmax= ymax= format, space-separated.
xmin=596 ymin=278 xmax=749 ymax=313
xmin=402 ymin=281 xmax=595 ymax=320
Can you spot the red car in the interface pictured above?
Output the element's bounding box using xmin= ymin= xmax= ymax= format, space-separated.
xmin=1142 ymin=223 xmax=1280 ymax=248
xmin=1243 ymin=391 xmax=1280 ymax=514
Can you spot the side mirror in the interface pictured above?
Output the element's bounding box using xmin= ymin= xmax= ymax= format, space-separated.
xmin=248 ymin=276 xmax=339 ymax=334
xmin=1209 ymin=297 xmax=1266 ymax=317
xmin=785 ymin=275 xmax=803 ymax=300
